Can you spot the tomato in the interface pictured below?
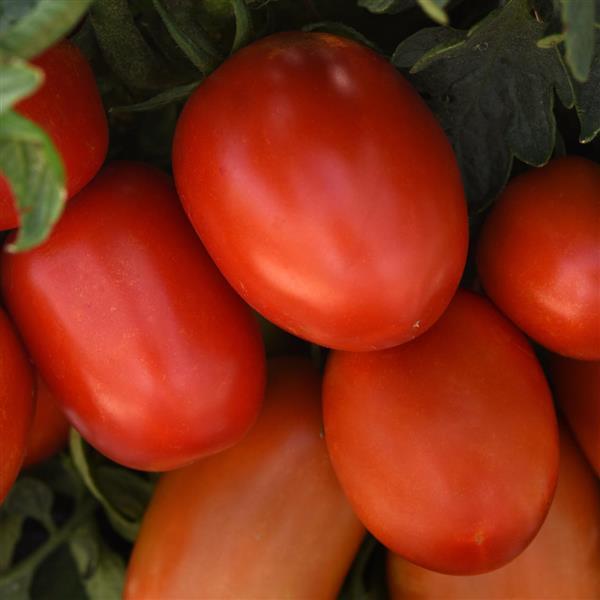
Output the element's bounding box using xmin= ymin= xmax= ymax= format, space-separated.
xmin=173 ymin=32 xmax=468 ymax=351
xmin=1 ymin=162 xmax=265 ymax=471
xmin=548 ymin=355 xmax=599 ymax=476
xmin=0 ymin=307 xmax=34 ymax=503
xmin=0 ymin=40 xmax=108 ymax=231
xmin=22 ymin=373 xmax=70 ymax=468
xmin=477 ymin=156 xmax=600 ymax=360
xmin=387 ymin=424 xmax=600 ymax=599
xmin=124 ymin=357 xmax=365 ymax=599
xmin=323 ymin=290 xmax=558 ymax=575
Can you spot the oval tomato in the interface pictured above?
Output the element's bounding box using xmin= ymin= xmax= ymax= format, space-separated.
xmin=548 ymin=355 xmax=599 ymax=476
xmin=124 ymin=357 xmax=365 ymax=599
xmin=22 ymin=373 xmax=71 ymax=468
xmin=477 ymin=156 xmax=600 ymax=360
xmin=1 ymin=162 xmax=265 ymax=471
xmin=0 ymin=307 xmax=34 ymax=503
xmin=0 ymin=39 xmax=108 ymax=230
xmin=323 ymin=290 xmax=558 ymax=575
xmin=387 ymin=424 xmax=600 ymax=599
xmin=173 ymin=32 xmax=468 ymax=351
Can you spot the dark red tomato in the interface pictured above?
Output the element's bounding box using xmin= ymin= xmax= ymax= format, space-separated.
xmin=1 ymin=162 xmax=265 ymax=471
xmin=387 ymin=424 xmax=600 ymax=599
xmin=0 ymin=307 xmax=34 ymax=503
xmin=0 ymin=40 xmax=108 ymax=231
xmin=323 ymin=290 xmax=559 ymax=575
xmin=124 ymin=357 xmax=365 ymax=599
xmin=549 ymin=355 xmax=599 ymax=476
xmin=477 ymin=156 xmax=600 ymax=360
xmin=173 ymin=32 xmax=468 ymax=351
xmin=22 ymin=373 xmax=70 ymax=468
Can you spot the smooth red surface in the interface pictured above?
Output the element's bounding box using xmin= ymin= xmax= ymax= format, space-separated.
xmin=477 ymin=156 xmax=600 ymax=360
xmin=0 ymin=39 xmax=108 ymax=230
xmin=124 ymin=357 xmax=365 ymax=600
xmin=323 ymin=290 xmax=559 ymax=575
xmin=387 ymin=425 xmax=600 ymax=599
xmin=2 ymin=162 xmax=265 ymax=471
xmin=0 ymin=308 xmax=34 ymax=503
xmin=173 ymin=32 xmax=468 ymax=351
xmin=549 ymin=355 xmax=600 ymax=476
xmin=22 ymin=373 xmax=70 ymax=468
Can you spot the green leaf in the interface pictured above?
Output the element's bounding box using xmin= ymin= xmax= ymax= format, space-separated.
xmin=417 ymin=0 xmax=449 ymax=25
xmin=30 ymin=546 xmax=87 ymax=600
xmin=357 ymin=0 xmax=417 ymax=14
xmin=69 ymin=520 xmax=125 ymax=600
xmin=574 ymin=30 xmax=600 ymax=142
xmin=0 ymin=0 xmax=93 ymax=59
xmin=303 ymin=21 xmax=381 ymax=51
xmin=0 ymin=56 xmax=42 ymax=112
xmin=559 ymin=0 xmax=596 ymax=82
xmin=392 ymin=0 xmax=575 ymax=210
xmin=0 ymin=110 xmax=66 ymax=252
xmin=230 ymin=0 xmax=253 ymax=53
xmin=111 ymin=81 xmax=200 ymax=113
xmin=3 ymin=478 xmax=55 ymax=532
xmin=0 ymin=513 xmax=24 ymax=570
xmin=0 ymin=572 xmax=32 ymax=600
xmin=391 ymin=26 xmax=463 ymax=67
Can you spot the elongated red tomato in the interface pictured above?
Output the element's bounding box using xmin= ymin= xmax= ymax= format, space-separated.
xmin=477 ymin=156 xmax=600 ymax=360
xmin=0 ymin=307 xmax=34 ymax=503
xmin=0 ymin=39 xmax=108 ymax=230
xmin=549 ymin=355 xmax=599 ymax=476
xmin=323 ymin=290 xmax=559 ymax=575
xmin=387 ymin=425 xmax=600 ymax=599
xmin=2 ymin=162 xmax=265 ymax=471
xmin=173 ymin=32 xmax=468 ymax=351
xmin=124 ymin=357 xmax=365 ymax=599
xmin=22 ymin=374 xmax=70 ymax=468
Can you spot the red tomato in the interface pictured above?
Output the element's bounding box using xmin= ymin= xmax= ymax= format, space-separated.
xmin=477 ymin=156 xmax=600 ymax=360
xmin=124 ymin=357 xmax=365 ymax=599
xmin=22 ymin=373 xmax=70 ymax=468
xmin=0 ymin=40 xmax=108 ymax=231
xmin=0 ymin=307 xmax=34 ymax=503
xmin=387 ymin=424 xmax=600 ymax=599
xmin=323 ymin=290 xmax=559 ymax=575
xmin=548 ymin=355 xmax=599 ymax=476
xmin=173 ymin=32 xmax=468 ymax=351
xmin=1 ymin=162 xmax=265 ymax=471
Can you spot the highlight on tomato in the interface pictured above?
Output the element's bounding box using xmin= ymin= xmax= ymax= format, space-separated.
xmin=0 ymin=307 xmax=34 ymax=503
xmin=477 ymin=156 xmax=600 ymax=360
xmin=1 ymin=161 xmax=266 ymax=472
xmin=0 ymin=39 xmax=108 ymax=230
xmin=323 ymin=290 xmax=559 ymax=575
xmin=387 ymin=424 xmax=600 ymax=599
xmin=124 ymin=357 xmax=365 ymax=600
xmin=173 ymin=31 xmax=468 ymax=352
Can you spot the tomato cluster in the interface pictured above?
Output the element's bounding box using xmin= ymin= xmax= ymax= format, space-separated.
xmin=1 ymin=32 xmax=598 ymax=597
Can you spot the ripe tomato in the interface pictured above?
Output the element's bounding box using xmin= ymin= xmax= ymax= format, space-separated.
xmin=173 ymin=32 xmax=468 ymax=351
xmin=323 ymin=290 xmax=558 ymax=575
xmin=477 ymin=156 xmax=600 ymax=360
xmin=548 ymin=355 xmax=599 ymax=476
xmin=124 ymin=357 xmax=365 ymax=599
xmin=22 ymin=373 xmax=70 ymax=468
xmin=0 ymin=307 xmax=34 ymax=503
xmin=0 ymin=39 xmax=108 ymax=231
xmin=1 ymin=162 xmax=265 ymax=471
xmin=387 ymin=424 xmax=600 ymax=599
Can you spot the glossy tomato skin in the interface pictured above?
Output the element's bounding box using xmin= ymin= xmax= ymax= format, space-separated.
xmin=477 ymin=156 xmax=600 ymax=360
xmin=173 ymin=32 xmax=468 ymax=351
xmin=1 ymin=162 xmax=265 ymax=471
xmin=549 ymin=355 xmax=599 ymax=476
xmin=323 ymin=290 xmax=559 ymax=575
xmin=0 ymin=39 xmax=108 ymax=230
xmin=387 ymin=425 xmax=600 ymax=599
xmin=22 ymin=373 xmax=70 ymax=468
xmin=124 ymin=357 xmax=365 ymax=600
xmin=0 ymin=308 xmax=34 ymax=503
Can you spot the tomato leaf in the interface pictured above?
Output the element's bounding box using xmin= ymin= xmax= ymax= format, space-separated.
xmin=574 ymin=30 xmax=600 ymax=142
xmin=358 ymin=0 xmax=449 ymax=24
xmin=0 ymin=513 xmax=24 ymax=571
xmin=392 ymin=0 xmax=575 ymax=210
xmin=0 ymin=56 xmax=42 ymax=112
xmin=231 ymin=0 xmax=253 ymax=53
xmin=0 ymin=0 xmax=93 ymax=59
xmin=110 ymin=81 xmax=200 ymax=113
xmin=2 ymin=478 xmax=55 ymax=533
xmin=559 ymin=0 xmax=597 ymax=82
xmin=0 ymin=110 xmax=66 ymax=252
xmin=30 ymin=546 xmax=87 ymax=600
